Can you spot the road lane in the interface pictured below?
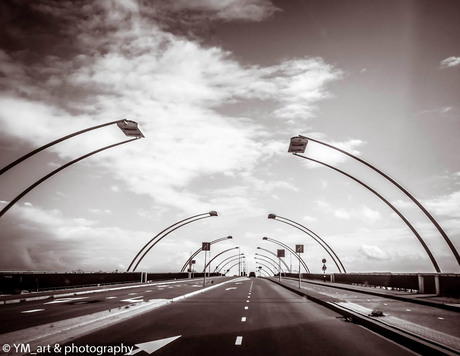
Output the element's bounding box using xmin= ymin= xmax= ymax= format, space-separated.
xmin=59 ymin=277 xmax=415 ymax=355
xmin=0 ymin=278 xmax=230 ymax=334
xmin=280 ymin=277 xmax=459 ymax=337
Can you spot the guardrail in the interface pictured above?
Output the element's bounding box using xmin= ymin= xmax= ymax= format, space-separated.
xmin=280 ymin=273 xmax=460 ymax=297
xmin=0 ymin=272 xmax=222 ymax=294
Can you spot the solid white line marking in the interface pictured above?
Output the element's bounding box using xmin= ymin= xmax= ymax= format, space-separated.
xmin=235 ymin=336 xmax=243 ymax=345
xmin=241 ymin=317 xmax=246 ymax=322
xmin=21 ymin=309 xmax=44 ymax=313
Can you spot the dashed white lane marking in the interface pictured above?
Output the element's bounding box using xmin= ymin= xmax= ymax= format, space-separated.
xmin=246 ymin=300 xmax=249 ymax=303
xmin=235 ymin=336 xmax=243 ymax=345
xmin=106 ymin=297 xmax=117 ymax=299
xmin=438 ymin=317 xmax=444 ymax=320
xmin=21 ymin=309 xmax=44 ymax=313
xmin=241 ymin=317 xmax=246 ymax=322
xmin=406 ymin=309 xmax=411 ymax=312
xmin=244 ymin=306 xmax=248 ymax=310
xmin=226 ymin=287 xmax=237 ymax=290
xmin=128 ymin=293 xmax=138 ymax=295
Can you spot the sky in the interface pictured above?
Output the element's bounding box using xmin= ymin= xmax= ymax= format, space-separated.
xmin=0 ymin=0 xmax=459 ymax=275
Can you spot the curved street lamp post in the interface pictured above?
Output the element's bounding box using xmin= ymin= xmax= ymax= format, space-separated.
xmin=216 ymin=255 xmax=245 ymax=274
xmin=128 ymin=211 xmax=218 ymax=272
xmin=180 ymin=236 xmax=232 ymax=273
xmin=257 ymin=247 xmax=291 ymax=272
xmin=254 ymin=256 xmax=283 ymax=274
xmin=255 ymin=261 xmax=276 ymax=275
xmin=289 ymin=135 xmax=459 ymax=271
xmin=262 ymin=237 xmax=310 ymax=273
xmin=202 ymin=247 xmax=239 ymax=273
xmin=268 ymin=214 xmax=346 ymax=273
xmin=0 ymin=120 xmax=145 ymax=218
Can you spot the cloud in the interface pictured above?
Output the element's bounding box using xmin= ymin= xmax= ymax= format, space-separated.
xmin=359 ymin=244 xmax=389 ymax=261
xmin=424 ymin=191 xmax=460 ymax=218
xmin=0 ymin=2 xmax=341 ymax=215
xmin=440 ymin=56 xmax=460 ymax=69
xmin=154 ymin=0 xmax=281 ymax=22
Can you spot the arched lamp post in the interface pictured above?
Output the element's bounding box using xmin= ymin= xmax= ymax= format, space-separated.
xmin=268 ymin=213 xmax=346 ymax=273
xmin=290 ymin=135 xmax=459 ymax=269
xmin=214 ymin=253 xmax=244 ymax=273
xmin=255 ymin=256 xmax=283 ymax=274
xmin=0 ymin=119 xmax=143 ymax=176
xmin=180 ymin=236 xmax=232 ymax=272
xmin=216 ymin=255 xmax=245 ymax=274
xmin=257 ymin=247 xmax=291 ymax=272
xmin=0 ymin=120 xmax=144 ymax=218
xmin=202 ymin=247 xmax=239 ymax=273
xmin=262 ymin=237 xmax=310 ymax=273
xmin=256 ymin=261 xmax=276 ymax=275
xmin=128 ymin=211 xmax=218 ymax=272
xmin=288 ymin=136 xmax=446 ymax=272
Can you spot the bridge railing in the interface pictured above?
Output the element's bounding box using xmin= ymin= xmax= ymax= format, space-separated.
xmin=281 ymin=272 xmax=460 ymax=297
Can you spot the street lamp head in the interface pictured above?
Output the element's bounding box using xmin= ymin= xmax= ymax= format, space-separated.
xmin=227 ymin=236 xmax=232 ymax=239
xmin=288 ymin=136 xmax=308 ymax=153
xmin=209 ymin=211 xmax=218 ymax=217
xmin=262 ymin=237 xmax=268 ymax=240
xmin=257 ymin=247 xmax=261 ymax=249
xmin=268 ymin=213 xmax=277 ymax=219
xmin=117 ymin=120 xmax=145 ymax=138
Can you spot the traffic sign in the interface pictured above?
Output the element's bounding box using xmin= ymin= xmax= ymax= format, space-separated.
xmin=296 ymin=244 xmax=304 ymax=253
xmin=322 ymin=258 xmax=326 ymax=264
xmin=202 ymin=242 xmax=211 ymax=251
xmin=322 ymin=264 xmax=327 ymax=272
xmin=277 ymin=249 xmax=285 ymax=258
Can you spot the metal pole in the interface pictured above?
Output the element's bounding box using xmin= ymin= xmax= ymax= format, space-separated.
xmin=0 ymin=138 xmax=138 ymax=218
xmin=279 ymin=257 xmax=281 ymax=282
xmin=297 ymin=135 xmax=460 ymax=268
xmin=298 ymin=252 xmax=301 ymax=289
xmin=203 ymin=251 xmax=207 ymax=287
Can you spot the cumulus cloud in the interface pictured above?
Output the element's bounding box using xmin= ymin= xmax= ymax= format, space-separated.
xmin=154 ymin=0 xmax=281 ymax=22
xmin=0 ymin=1 xmax=341 ymax=215
xmin=359 ymin=244 xmax=389 ymax=261
xmin=440 ymin=56 xmax=460 ymax=69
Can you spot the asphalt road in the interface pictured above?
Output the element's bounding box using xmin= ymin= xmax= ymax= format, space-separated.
xmin=56 ymin=277 xmax=416 ymax=355
xmin=298 ymin=279 xmax=459 ymax=335
xmin=0 ymin=278 xmax=230 ymax=334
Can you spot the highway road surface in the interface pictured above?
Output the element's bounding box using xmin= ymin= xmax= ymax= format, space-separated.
xmin=49 ymin=277 xmax=417 ymax=355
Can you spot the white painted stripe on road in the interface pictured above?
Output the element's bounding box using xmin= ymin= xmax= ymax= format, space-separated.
xmin=244 ymin=306 xmax=248 ymax=310
xmin=246 ymin=300 xmax=249 ymax=302
xmin=44 ymin=297 xmax=89 ymax=305
xmin=21 ymin=309 xmax=44 ymax=313
xmin=235 ymin=336 xmax=243 ymax=345
xmin=241 ymin=317 xmax=246 ymax=322
xmin=105 ymin=297 xmax=117 ymax=299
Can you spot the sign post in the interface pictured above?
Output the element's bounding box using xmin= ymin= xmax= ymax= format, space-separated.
xmin=202 ymin=242 xmax=210 ymax=286
xmin=322 ymin=258 xmax=327 ymax=282
xmin=277 ymin=249 xmax=285 ymax=282
xmin=296 ymin=244 xmax=304 ymax=289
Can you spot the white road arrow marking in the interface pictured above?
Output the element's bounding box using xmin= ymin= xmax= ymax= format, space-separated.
xmin=126 ymin=335 xmax=181 ymax=355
